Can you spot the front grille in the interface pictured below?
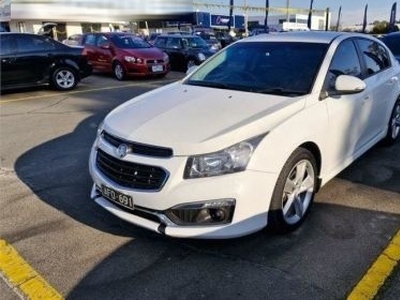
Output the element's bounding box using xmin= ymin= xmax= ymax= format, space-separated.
xmin=146 ymin=59 xmax=164 ymax=64
xmin=102 ymin=131 xmax=173 ymax=158
xmin=96 ymin=149 xmax=168 ymax=190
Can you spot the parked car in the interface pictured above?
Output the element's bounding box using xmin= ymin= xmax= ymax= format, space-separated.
xmin=0 ymin=32 xmax=92 ymax=91
xmin=194 ymin=31 xmax=222 ymax=52
xmin=153 ymin=34 xmax=215 ymax=72
xmin=214 ymin=31 xmax=235 ymax=48
xmin=381 ymin=32 xmax=400 ymax=62
xmin=249 ymin=28 xmax=270 ymax=36
xmin=62 ymin=34 xmax=84 ymax=47
xmin=82 ymin=32 xmax=170 ymax=80
xmin=89 ymin=31 xmax=400 ymax=239
xmin=147 ymin=32 xmax=161 ymax=45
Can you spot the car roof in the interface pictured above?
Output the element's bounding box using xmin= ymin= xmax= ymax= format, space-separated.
xmin=157 ymin=34 xmax=196 ymax=38
xmin=0 ymin=32 xmax=42 ymax=36
xmin=383 ymin=31 xmax=400 ymax=38
xmin=84 ymin=32 xmax=134 ymax=36
xmin=241 ymin=31 xmax=373 ymax=44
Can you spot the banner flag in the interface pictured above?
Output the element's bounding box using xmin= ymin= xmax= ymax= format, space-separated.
xmin=307 ymin=0 xmax=314 ymax=29
xmin=336 ymin=6 xmax=342 ymax=31
xmin=264 ymin=0 xmax=269 ymax=31
xmin=362 ymin=4 xmax=368 ymax=33
xmin=389 ymin=2 xmax=397 ymax=33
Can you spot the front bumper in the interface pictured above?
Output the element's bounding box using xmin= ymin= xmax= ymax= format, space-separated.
xmin=89 ymin=143 xmax=278 ymax=239
xmin=125 ymin=63 xmax=170 ymax=77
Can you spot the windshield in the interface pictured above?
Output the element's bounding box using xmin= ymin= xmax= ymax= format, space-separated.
xmin=184 ymin=41 xmax=328 ymax=96
xmin=111 ymin=35 xmax=152 ymax=49
xmin=183 ymin=37 xmax=209 ymax=49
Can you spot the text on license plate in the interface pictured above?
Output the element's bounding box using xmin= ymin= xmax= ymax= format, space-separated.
xmin=101 ymin=185 xmax=134 ymax=209
xmin=152 ymin=65 xmax=164 ymax=72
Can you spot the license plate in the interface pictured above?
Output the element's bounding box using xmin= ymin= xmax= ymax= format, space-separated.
xmin=152 ymin=65 xmax=164 ymax=72
xmin=101 ymin=185 xmax=134 ymax=210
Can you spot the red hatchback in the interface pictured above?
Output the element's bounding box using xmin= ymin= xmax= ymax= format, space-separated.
xmin=82 ymin=32 xmax=170 ymax=80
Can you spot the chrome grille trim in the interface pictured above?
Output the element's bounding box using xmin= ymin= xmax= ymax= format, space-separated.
xmin=96 ymin=149 xmax=168 ymax=191
xmin=101 ymin=131 xmax=173 ymax=158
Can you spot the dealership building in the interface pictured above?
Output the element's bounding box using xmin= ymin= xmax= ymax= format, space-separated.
xmin=0 ymin=0 xmax=329 ymax=40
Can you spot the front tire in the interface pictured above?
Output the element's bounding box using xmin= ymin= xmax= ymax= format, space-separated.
xmin=268 ymin=148 xmax=318 ymax=234
xmin=113 ymin=62 xmax=126 ymax=81
xmin=382 ymin=98 xmax=400 ymax=146
xmin=51 ymin=67 xmax=77 ymax=91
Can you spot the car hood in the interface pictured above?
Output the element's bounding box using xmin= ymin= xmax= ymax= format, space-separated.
xmin=103 ymin=82 xmax=307 ymax=155
xmin=119 ymin=47 xmax=164 ymax=59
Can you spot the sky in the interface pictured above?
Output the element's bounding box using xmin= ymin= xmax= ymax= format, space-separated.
xmin=196 ymin=0 xmax=398 ymax=25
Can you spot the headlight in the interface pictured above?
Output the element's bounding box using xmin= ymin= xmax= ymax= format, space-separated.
xmin=124 ymin=56 xmax=143 ymax=64
xmin=184 ymin=135 xmax=265 ymax=179
xmin=197 ymin=52 xmax=206 ymax=61
xmin=163 ymin=52 xmax=169 ymax=63
xmin=124 ymin=56 xmax=136 ymax=63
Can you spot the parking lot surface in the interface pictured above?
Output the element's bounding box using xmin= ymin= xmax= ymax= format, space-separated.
xmin=1 ymin=72 xmax=399 ymax=299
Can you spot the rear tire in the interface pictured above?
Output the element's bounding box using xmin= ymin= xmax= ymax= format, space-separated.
xmin=268 ymin=148 xmax=317 ymax=234
xmin=382 ymin=98 xmax=400 ymax=146
xmin=113 ymin=62 xmax=126 ymax=81
xmin=51 ymin=67 xmax=77 ymax=91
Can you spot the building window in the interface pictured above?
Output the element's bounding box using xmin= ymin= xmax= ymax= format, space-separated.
xmin=81 ymin=23 xmax=101 ymax=33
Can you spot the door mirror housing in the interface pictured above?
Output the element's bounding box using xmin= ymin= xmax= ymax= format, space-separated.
xmin=335 ymin=75 xmax=366 ymax=94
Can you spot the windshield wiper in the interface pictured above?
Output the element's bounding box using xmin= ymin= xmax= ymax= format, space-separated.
xmin=186 ymin=80 xmax=231 ymax=90
xmin=257 ymin=87 xmax=307 ymax=96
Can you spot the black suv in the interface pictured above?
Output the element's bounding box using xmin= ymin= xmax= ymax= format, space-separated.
xmin=153 ymin=34 xmax=215 ymax=72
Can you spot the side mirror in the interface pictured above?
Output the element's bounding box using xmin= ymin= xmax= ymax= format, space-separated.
xmin=335 ymin=75 xmax=366 ymax=94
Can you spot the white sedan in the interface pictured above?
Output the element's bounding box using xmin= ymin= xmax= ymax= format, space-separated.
xmin=89 ymin=31 xmax=400 ymax=239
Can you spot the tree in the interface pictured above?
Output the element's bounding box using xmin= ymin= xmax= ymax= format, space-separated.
xmin=371 ymin=20 xmax=399 ymax=34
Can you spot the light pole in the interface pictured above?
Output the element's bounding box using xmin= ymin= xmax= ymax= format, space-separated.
xmin=244 ymin=0 xmax=248 ymax=36
xmin=228 ymin=0 xmax=234 ymax=32
xmin=286 ymin=0 xmax=290 ymax=22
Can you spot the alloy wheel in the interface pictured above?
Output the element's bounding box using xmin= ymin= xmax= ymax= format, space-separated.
xmin=55 ymin=70 xmax=75 ymax=89
xmin=282 ymin=159 xmax=315 ymax=225
xmin=391 ymin=101 xmax=400 ymax=139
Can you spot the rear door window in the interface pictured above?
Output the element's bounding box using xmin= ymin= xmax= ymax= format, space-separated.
xmin=15 ymin=35 xmax=56 ymax=53
xmin=356 ymin=38 xmax=391 ymax=75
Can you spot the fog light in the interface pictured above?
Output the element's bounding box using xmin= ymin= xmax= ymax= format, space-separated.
xmin=165 ymin=199 xmax=235 ymax=226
